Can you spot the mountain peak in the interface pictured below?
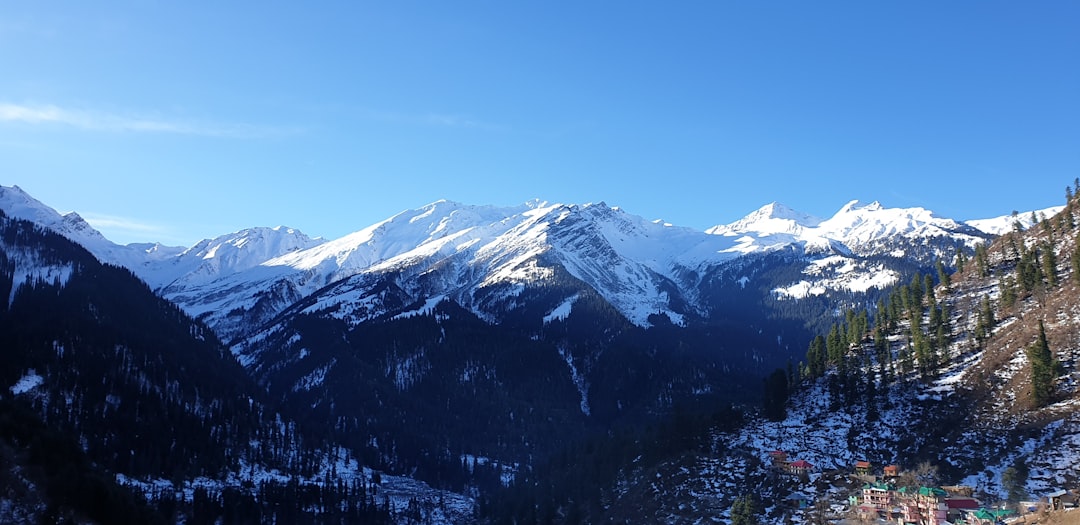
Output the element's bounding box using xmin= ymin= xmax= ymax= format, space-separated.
xmin=708 ymin=202 xmax=822 ymax=236
xmin=836 ymin=199 xmax=884 ymax=214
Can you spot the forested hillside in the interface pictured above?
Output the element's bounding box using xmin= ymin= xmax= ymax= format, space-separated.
xmin=0 ymin=211 xmax=399 ymax=524
xmin=473 ymin=181 xmax=1080 ymax=524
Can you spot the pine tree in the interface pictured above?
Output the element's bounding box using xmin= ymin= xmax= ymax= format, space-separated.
xmin=730 ymin=494 xmax=760 ymax=525
xmin=910 ymin=272 xmax=925 ymax=307
xmin=827 ymin=324 xmax=844 ymax=366
xmin=1017 ymin=246 xmax=1042 ymax=293
xmin=1042 ymin=242 xmax=1058 ymax=287
xmin=762 ymin=369 xmax=789 ymax=422
xmin=806 ymin=335 xmax=827 ymax=378
xmin=1002 ymin=459 xmax=1030 ymax=504
xmin=936 ymin=260 xmax=951 ymax=290
xmin=1072 ymin=241 xmax=1080 ymax=285
xmin=974 ymin=243 xmax=990 ymax=278
xmin=1026 ymin=320 xmax=1059 ymax=407
xmin=955 ymin=248 xmax=968 ymax=274
xmin=1000 ymin=276 xmax=1018 ymax=309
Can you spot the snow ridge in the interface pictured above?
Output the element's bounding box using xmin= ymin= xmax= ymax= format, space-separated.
xmin=0 ymin=185 xmax=1047 ymax=341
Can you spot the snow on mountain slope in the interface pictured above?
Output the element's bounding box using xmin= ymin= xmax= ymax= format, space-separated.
xmin=196 ymin=200 xmax=748 ymax=338
xmin=0 ymin=185 xmax=138 ymax=260
xmin=0 ymin=184 xmax=1047 ymax=343
xmin=145 ymin=226 xmax=325 ymax=290
xmin=0 ymin=184 xmax=325 ymax=287
xmin=814 ymin=200 xmax=983 ymax=249
xmin=706 ymin=202 xmax=822 ymax=237
xmin=708 ymin=199 xmax=989 ymax=256
xmin=964 ymin=205 xmax=1065 ymax=236
xmin=705 ymin=200 xmax=994 ymax=300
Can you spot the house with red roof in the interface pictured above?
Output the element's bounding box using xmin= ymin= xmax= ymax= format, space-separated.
xmin=786 ymin=460 xmax=814 ymax=476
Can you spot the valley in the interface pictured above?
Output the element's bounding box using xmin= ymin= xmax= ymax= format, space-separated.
xmin=1 ymin=183 xmax=1077 ymax=524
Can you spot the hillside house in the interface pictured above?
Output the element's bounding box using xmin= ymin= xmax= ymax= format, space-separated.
xmin=861 ymin=481 xmax=895 ymax=512
xmin=768 ymin=450 xmax=788 ymax=467
xmin=786 ymin=460 xmax=815 ymax=476
xmin=785 ymin=492 xmax=811 ymax=509
xmin=855 ymin=460 xmax=871 ymax=476
xmin=960 ymin=508 xmax=1014 ymax=524
xmin=883 ymin=464 xmax=900 ymax=478
xmin=894 ymin=486 xmax=949 ymax=525
xmin=944 ymin=497 xmax=979 ymax=522
xmin=1047 ymin=489 xmax=1073 ymax=510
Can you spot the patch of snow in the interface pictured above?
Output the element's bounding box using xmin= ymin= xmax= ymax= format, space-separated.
xmin=966 ymin=206 xmax=1065 ymax=236
xmin=543 ymin=294 xmax=579 ymax=324
xmin=392 ymin=295 xmax=446 ymax=320
xmin=10 ymin=370 xmax=43 ymax=395
xmin=557 ymin=344 xmax=590 ymax=416
xmin=293 ymin=359 xmax=335 ymax=392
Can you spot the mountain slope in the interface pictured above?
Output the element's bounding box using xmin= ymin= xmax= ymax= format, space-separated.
xmin=134 ymin=198 xmax=1002 ymax=345
xmin=0 ymin=209 xmax=471 ymax=524
xmin=5 ymin=183 xmax=1072 ymax=525
xmin=526 ymin=194 xmax=1080 ymax=524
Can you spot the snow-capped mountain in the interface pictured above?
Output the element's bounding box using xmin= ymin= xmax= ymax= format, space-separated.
xmin=0 ymin=185 xmax=160 ymax=263
xmin=708 ymin=199 xmax=989 ymax=256
xmin=0 ymin=184 xmax=1032 ymax=344
xmin=965 ymin=205 xmax=1066 ymax=236
xmin=148 ymin=198 xmax=1006 ymax=341
xmin=6 ymin=182 xmax=1077 ymax=525
xmin=153 ymin=200 xmax=747 ymax=341
xmin=706 ymin=201 xmax=822 ymax=239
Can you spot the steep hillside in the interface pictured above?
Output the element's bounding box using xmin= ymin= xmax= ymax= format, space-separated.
xmin=480 ymin=188 xmax=1080 ymax=524
xmin=3 ymin=183 xmax=1072 ymax=525
xmin=0 ymin=210 xmax=469 ymax=524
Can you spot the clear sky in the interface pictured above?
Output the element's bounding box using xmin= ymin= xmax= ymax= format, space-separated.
xmin=2 ymin=2 xmax=1078 ymax=246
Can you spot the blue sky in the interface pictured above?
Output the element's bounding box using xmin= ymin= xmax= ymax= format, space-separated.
xmin=2 ymin=2 xmax=1078 ymax=246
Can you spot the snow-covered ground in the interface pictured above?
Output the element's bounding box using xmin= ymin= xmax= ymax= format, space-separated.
xmin=116 ymin=448 xmax=475 ymax=525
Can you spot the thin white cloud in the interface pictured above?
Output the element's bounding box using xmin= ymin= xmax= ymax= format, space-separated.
xmin=355 ymin=107 xmax=503 ymax=131
xmin=80 ymin=212 xmax=197 ymax=246
xmin=80 ymin=212 xmax=165 ymax=235
xmin=425 ymin=113 xmax=486 ymax=129
xmin=0 ymin=103 xmax=296 ymax=138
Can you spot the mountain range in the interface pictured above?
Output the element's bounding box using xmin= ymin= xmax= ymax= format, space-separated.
xmin=1 ymin=182 xmax=1075 ymax=524
xmin=0 ymin=185 xmax=1046 ymax=341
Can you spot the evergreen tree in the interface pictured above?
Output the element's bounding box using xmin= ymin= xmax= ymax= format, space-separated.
xmin=974 ymin=243 xmax=990 ymax=278
xmin=1000 ymin=276 xmax=1018 ymax=309
xmin=730 ymin=494 xmax=760 ymax=525
xmin=955 ymin=248 xmax=968 ymax=274
xmin=762 ymin=369 xmax=789 ymax=422
xmin=1042 ymin=242 xmax=1058 ymax=287
xmin=975 ymin=296 xmax=995 ymax=345
xmin=936 ymin=260 xmax=951 ymax=290
xmin=1072 ymin=241 xmax=1080 ymax=285
xmin=1026 ymin=321 xmax=1060 ymax=407
xmin=1017 ymin=246 xmax=1042 ymax=293
xmin=806 ymin=335 xmax=827 ymax=379
xmin=910 ymin=272 xmax=924 ymax=307
xmin=875 ymin=298 xmax=888 ymax=330
xmin=1001 ymin=459 xmax=1029 ymax=504
xmin=826 ymin=324 xmax=844 ymax=366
